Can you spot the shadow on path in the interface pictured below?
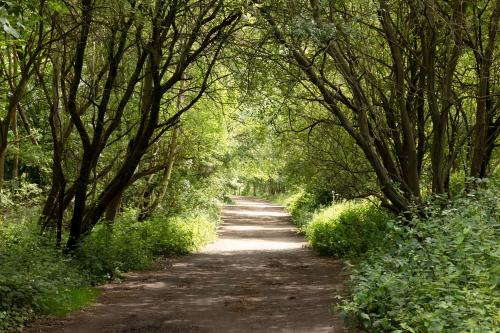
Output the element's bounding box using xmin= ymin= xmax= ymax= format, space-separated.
xmin=26 ymin=196 xmax=353 ymax=333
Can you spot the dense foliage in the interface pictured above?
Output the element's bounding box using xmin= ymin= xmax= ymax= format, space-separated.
xmin=0 ymin=0 xmax=499 ymax=331
xmin=0 ymin=209 xmax=218 ymax=331
xmin=276 ymin=185 xmax=499 ymax=332
xmin=0 ymin=217 xmax=87 ymax=331
xmin=306 ymin=201 xmax=389 ymax=258
xmin=341 ymin=186 xmax=500 ymax=332
xmin=281 ymin=189 xmax=320 ymax=230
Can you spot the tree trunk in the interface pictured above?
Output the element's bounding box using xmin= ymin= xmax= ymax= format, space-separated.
xmin=64 ymin=0 xmax=94 ymax=253
xmin=479 ymin=118 xmax=500 ymax=177
xmin=104 ymin=193 xmax=122 ymax=222
xmin=138 ymin=76 xmax=183 ymax=221
xmin=149 ymin=126 xmax=179 ymax=207
xmin=431 ymin=115 xmax=449 ymax=194
xmin=0 ymin=147 xmax=6 ymax=189
xmin=470 ymin=0 xmax=500 ymax=177
xmin=56 ymin=178 xmax=65 ymax=248
xmin=11 ymin=109 xmax=18 ymax=183
xmin=66 ymin=152 xmax=93 ymax=252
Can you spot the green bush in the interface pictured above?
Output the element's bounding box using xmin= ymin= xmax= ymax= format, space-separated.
xmin=340 ymin=186 xmax=500 ymax=332
xmin=0 ymin=210 xmax=218 ymax=331
xmin=282 ymin=189 xmax=319 ymax=229
xmin=77 ymin=211 xmax=218 ymax=283
xmin=221 ymin=194 xmax=235 ymax=205
xmin=306 ymin=200 xmax=389 ymax=258
xmin=146 ymin=213 xmax=217 ymax=255
xmin=77 ymin=222 xmax=154 ymax=283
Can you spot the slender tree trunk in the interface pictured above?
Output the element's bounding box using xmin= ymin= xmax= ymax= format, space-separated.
xmin=56 ymin=178 xmax=65 ymax=248
xmin=64 ymin=0 xmax=94 ymax=253
xmin=431 ymin=115 xmax=449 ymax=193
xmin=67 ymin=152 xmax=93 ymax=252
xmin=471 ymin=0 xmax=500 ymax=177
xmin=479 ymin=118 xmax=500 ymax=177
xmin=0 ymin=147 xmax=6 ymax=189
xmin=138 ymin=75 xmax=184 ymax=221
xmin=104 ymin=193 xmax=122 ymax=222
xmin=10 ymin=45 xmax=19 ymax=184
xmin=0 ymin=95 xmax=23 ymax=188
xmin=11 ymin=110 xmax=18 ymax=183
xmin=150 ymin=126 xmax=179 ymax=205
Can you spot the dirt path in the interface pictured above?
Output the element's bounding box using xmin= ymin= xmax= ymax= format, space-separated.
xmin=26 ymin=197 xmax=353 ymax=333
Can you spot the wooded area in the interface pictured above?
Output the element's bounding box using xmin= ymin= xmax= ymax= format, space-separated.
xmin=0 ymin=0 xmax=499 ymax=332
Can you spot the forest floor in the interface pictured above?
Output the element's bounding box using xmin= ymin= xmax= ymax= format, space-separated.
xmin=25 ymin=197 xmax=354 ymax=333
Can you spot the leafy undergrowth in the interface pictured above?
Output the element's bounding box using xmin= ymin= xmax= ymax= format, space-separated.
xmin=280 ymin=185 xmax=499 ymax=332
xmin=0 ymin=219 xmax=88 ymax=332
xmin=77 ymin=212 xmax=218 ymax=282
xmin=276 ymin=190 xmax=389 ymax=256
xmin=278 ymin=189 xmax=321 ymax=231
xmin=221 ymin=194 xmax=236 ymax=205
xmin=0 ymin=210 xmax=218 ymax=332
xmin=306 ymin=200 xmax=389 ymax=258
xmin=340 ymin=186 xmax=500 ymax=332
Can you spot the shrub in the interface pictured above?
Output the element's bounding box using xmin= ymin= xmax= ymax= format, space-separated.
xmin=221 ymin=194 xmax=235 ymax=205
xmin=0 ymin=181 xmax=43 ymax=213
xmin=306 ymin=200 xmax=389 ymax=258
xmin=0 ymin=209 xmax=218 ymax=331
xmin=77 ymin=211 xmax=218 ymax=283
xmin=340 ymin=186 xmax=500 ymax=332
xmin=146 ymin=213 xmax=218 ymax=255
xmin=282 ymin=189 xmax=319 ymax=229
xmin=77 ymin=222 xmax=154 ymax=283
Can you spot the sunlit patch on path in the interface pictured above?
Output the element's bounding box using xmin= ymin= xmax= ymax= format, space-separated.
xmin=25 ymin=196 xmax=353 ymax=333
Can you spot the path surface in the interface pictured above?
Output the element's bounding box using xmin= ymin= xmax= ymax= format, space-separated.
xmin=26 ymin=197 xmax=352 ymax=333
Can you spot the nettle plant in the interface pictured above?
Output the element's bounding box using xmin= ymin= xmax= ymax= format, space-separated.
xmin=340 ymin=184 xmax=500 ymax=332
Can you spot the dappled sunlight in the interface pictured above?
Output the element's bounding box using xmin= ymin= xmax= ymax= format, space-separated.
xmin=207 ymin=197 xmax=305 ymax=252
xmin=30 ymin=197 xmax=347 ymax=333
xmin=224 ymin=209 xmax=289 ymax=217
xmin=226 ymin=203 xmax=284 ymax=208
xmin=222 ymin=225 xmax=294 ymax=231
xmin=203 ymin=238 xmax=306 ymax=252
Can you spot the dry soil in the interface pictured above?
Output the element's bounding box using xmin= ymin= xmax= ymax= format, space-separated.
xmin=25 ymin=196 xmax=354 ymax=333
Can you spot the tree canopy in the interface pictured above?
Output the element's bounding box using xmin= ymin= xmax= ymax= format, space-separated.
xmin=0 ymin=0 xmax=499 ymax=331
xmin=0 ymin=0 xmax=498 ymax=246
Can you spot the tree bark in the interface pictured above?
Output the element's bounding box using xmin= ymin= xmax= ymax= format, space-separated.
xmin=65 ymin=0 xmax=94 ymax=253
xmin=104 ymin=194 xmax=122 ymax=222
xmin=470 ymin=0 xmax=500 ymax=178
